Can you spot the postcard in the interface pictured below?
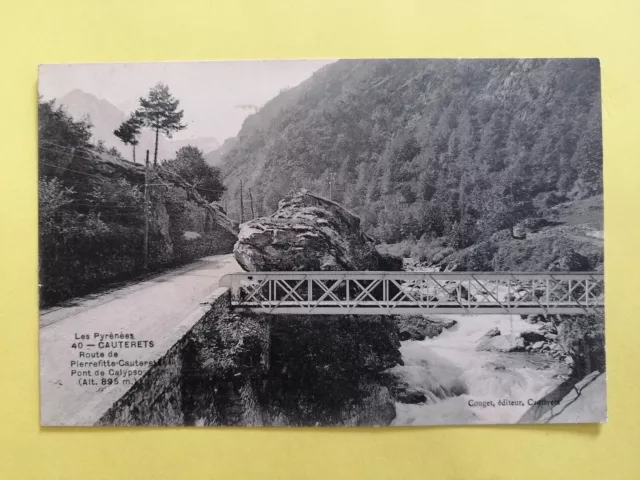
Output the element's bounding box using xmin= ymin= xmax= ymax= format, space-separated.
xmin=38 ymin=58 xmax=605 ymax=426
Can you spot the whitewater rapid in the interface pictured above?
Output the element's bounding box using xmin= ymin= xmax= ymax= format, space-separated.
xmin=390 ymin=314 xmax=569 ymax=426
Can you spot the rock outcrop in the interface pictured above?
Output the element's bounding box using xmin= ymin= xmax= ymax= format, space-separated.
xmin=520 ymin=330 xmax=546 ymax=344
xmin=520 ymin=313 xmax=605 ymax=372
xmin=265 ymin=314 xmax=402 ymax=426
xmin=234 ymin=190 xmax=402 ymax=272
xmin=476 ymin=334 xmax=525 ymax=353
xmin=40 ymin=150 xmax=238 ymax=305
xmin=396 ymin=315 xmax=457 ymax=341
xmin=548 ymin=250 xmax=590 ymax=272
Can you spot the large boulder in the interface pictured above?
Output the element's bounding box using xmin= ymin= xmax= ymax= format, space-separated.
xmin=477 ymin=334 xmax=525 ymax=353
xmin=548 ymin=250 xmax=590 ymax=272
xmin=519 ymin=330 xmax=546 ymax=345
xmin=482 ymin=327 xmax=501 ymax=339
xmin=234 ymin=190 xmax=402 ymax=272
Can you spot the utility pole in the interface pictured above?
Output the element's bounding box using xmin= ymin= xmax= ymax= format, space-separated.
xmin=153 ymin=128 xmax=159 ymax=167
xmin=143 ymin=150 xmax=150 ymax=270
xmin=248 ymin=188 xmax=255 ymax=219
xmin=239 ymin=179 xmax=245 ymax=223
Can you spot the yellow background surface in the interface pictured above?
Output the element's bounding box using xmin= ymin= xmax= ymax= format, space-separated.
xmin=1 ymin=1 xmax=639 ymax=478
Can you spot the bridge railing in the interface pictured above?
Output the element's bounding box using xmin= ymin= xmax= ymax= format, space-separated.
xmin=219 ymin=272 xmax=605 ymax=315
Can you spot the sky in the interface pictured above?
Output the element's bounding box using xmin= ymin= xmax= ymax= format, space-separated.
xmin=38 ymin=60 xmax=336 ymax=142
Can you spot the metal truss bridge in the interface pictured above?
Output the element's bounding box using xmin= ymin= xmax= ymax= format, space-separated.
xmin=219 ymin=272 xmax=604 ymax=315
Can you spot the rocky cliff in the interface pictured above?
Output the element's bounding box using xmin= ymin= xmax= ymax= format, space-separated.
xmin=39 ymin=150 xmax=238 ymax=305
xmin=264 ymin=314 xmax=401 ymax=426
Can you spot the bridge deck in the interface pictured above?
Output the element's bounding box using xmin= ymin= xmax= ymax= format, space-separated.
xmin=219 ymin=272 xmax=604 ymax=315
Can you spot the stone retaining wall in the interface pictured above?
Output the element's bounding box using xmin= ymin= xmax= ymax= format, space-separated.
xmin=97 ymin=288 xmax=232 ymax=426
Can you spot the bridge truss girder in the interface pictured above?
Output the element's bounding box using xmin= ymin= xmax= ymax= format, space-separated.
xmin=219 ymin=272 xmax=605 ymax=316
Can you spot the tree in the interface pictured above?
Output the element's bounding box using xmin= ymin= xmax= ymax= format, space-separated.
xmin=161 ymin=146 xmax=226 ymax=202
xmin=38 ymin=98 xmax=92 ymax=174
xmin=113 ymin=111 xmax=144 ymax=163
xmin=138 ymin=83 xmax=186 ymax=165
xmin=447 ymin=217 xmax=477 ymax=249
xmin=39 ymin=177 xmax=74 ymax=224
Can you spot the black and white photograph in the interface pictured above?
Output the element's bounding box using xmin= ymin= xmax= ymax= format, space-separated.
xmin=38 ymin=58 xmax=605 ymax=427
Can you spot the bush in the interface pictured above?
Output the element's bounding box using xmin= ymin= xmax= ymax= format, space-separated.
xmin=556 ymin=314 xmax=605 ymax=377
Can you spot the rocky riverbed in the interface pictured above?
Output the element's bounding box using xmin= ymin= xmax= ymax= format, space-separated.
xmin=378 ymin=255 xmax=605 ymax=425
xmin=387 ymin=314 xmax=573 ymax=425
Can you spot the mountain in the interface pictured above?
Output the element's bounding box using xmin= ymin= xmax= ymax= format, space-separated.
xmin=60 ymin=89 xmax=126 ymax=150
xmin=59 ymin=90 xmax=219 ymax=162
xmin=219 ymin=59 xmax=602 ymax=247
xmin=204 ymin=137 xmax=238 ymax=167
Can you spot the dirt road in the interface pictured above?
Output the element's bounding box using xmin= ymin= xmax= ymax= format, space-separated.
xmin=39 ymin=254 xmax=241 ymax=426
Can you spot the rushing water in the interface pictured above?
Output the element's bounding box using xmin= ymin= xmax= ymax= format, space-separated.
xmin=390 ymin=314 xmax=570 ymax=426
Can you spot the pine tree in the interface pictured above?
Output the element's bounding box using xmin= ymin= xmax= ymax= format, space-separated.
xmin=162 ymin=145 xmax=226 ymax=202
xmin=138 ymin=83 xmax=186 ymax=165
xmin=113 ymin=111 xmax=143 ymax=163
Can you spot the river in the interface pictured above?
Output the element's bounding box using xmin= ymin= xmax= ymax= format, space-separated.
xmin=390 ymin=314 xmax=571 ymax=426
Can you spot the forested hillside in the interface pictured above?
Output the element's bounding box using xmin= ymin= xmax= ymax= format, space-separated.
xmin=221 ymin=59 xmax=602 ymax=251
